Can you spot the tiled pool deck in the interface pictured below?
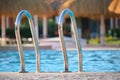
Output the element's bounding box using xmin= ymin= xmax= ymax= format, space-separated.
xmin=0 ymin=72 xmax=120 ymax=80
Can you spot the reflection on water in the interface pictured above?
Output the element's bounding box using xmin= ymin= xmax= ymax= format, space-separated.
xmin=0 ymin=50 xmax=120 ymax=72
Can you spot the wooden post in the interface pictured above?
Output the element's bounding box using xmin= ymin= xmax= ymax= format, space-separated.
xmin=43 ymin=16 xmax=47 ymax=38
xmin=115 ymin=18 xmax=119 ymax=29
xmin=1 ymin=16 xmax=6 ymax=46
xmin=6 ymin=16 xmax=9 ymax=28
xmin=34 ymin=15 xmax=39 ymax=40
xmin=100 ymin=15 xmax=105 ymax=46
xmin=110 ymin=18 xmax=113 ymax=29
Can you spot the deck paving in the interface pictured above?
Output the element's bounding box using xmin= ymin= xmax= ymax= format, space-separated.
xmin=0 ymin=72 xmax=120 ymax=80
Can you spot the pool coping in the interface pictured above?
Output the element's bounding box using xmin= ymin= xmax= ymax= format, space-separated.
xmin=0 ymin=72 xmax=120 ymax=80
xmin=0 ymin=45 xmax=120 ymax=51
xmin=0 ymin=45 xmax=52 ymax=51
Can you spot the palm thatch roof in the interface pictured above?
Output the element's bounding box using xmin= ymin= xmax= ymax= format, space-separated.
xmin=45 ymin=0 xmax=66 ymax=11
xmin=109 ymin=0 xmax=120 ymax=14
xmin=45 ymin=0 xmax=68 ymax=15
xmin=50 ymin=0 xmax=119 ymax=19
xmin=0 ymin=0 xmax=55 ymax=18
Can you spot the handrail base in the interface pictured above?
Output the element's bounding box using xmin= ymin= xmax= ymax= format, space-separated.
xmin=19 ymin=70 xmax=28 ymax=73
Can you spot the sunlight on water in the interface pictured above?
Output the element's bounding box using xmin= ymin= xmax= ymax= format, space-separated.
xmin=0 ymin=50 xmax=120 ymax=72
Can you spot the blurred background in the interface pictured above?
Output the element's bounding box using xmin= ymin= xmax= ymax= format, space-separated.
xmin=0 ymin=0 xmax=120 ymax=48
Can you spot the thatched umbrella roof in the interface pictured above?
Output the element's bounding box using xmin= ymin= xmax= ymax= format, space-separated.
xmin=45 ymin=0 xmax=68 ymax=15
xmin=45 ymin=0 xmax=66 ymax=11
xmin=109 ymin=0 xmax=120 ymax=14
xmin=0 ymin=0 xmax=55 ymax=18
xmin=58 ymin=0 xmax=119 ymax=19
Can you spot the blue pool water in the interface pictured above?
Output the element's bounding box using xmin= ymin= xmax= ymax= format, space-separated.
xmin=0 ymin=50 xmax=120 ymax=72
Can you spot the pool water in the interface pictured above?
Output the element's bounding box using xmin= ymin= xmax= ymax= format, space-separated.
xmin=0 ymin=50 xmax=120 ymax=72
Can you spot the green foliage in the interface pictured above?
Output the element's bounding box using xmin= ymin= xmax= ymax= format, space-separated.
xmin=20 ymin=19 xmax=32 ymax=38
xmin=106 ymin=39 xmax=120 ymax=45
xmin=63 ymin=24 xmax=71 ymax=37
xmin=88 ymin=38 xmax=100 ymax=45
xmin=38 ymin=20 xmax=43 ymax=37
xmin=47 ymin=20 xmax=57 ymax=37
xmin=6 ymin=28 xmax=15 ymax=38
xmin=20 ymin=26 xmax=32 ymax=38
xmin=107 ymin=29 xmax=120 ymax=38
xmin=0 ymin=18 xmax=71 ymax=38
xmin=88 ymin=36 xmax=120 ymax=45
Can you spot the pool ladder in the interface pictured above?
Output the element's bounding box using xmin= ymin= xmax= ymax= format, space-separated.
xmin=15 ymin=8 xmax=82 ymax=73
xmin=15 ymin=10 xmax=40 ymax=73
xmin=58 ymin=8 xmax=82 ymax=72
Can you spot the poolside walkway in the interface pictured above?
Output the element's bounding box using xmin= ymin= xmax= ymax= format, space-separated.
xmin=0 ymin=37 xmax=85 ymax=50
xmin=39 ymin=37 xmax=87 ymax=49
xmin=0 ymin=37 xmax=120 ymax=51
xmin=0 ymin=72 xmax=120 ymax=80
xmin=39 ymin=37 xmax=120 ymax=50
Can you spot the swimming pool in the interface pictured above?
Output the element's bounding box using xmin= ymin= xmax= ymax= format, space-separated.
xmin=0 ymin=50 xmax=120 ymax=72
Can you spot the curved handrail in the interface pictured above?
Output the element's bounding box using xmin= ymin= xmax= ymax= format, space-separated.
xmin=58 ymin=8 xmax=82 ymax=72
xmin=15 ymin=10 xmax=40 ymax=73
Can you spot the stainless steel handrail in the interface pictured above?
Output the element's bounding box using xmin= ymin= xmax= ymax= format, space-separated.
xmin=58 ymin=8 xmax=82 ymax=72
xmin=15 ymin=10 xmax=40 ymax=73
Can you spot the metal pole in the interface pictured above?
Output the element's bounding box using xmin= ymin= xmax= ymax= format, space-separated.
xmin=58 ymin=8 xmax=82 ymax=72
xmin=15 ymin=10 xmax=40 ymax=73
xmin=58 ymin=24 xmax=68 ymax=72
xmin=34 ymin=15 xmax=39 ymax=40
